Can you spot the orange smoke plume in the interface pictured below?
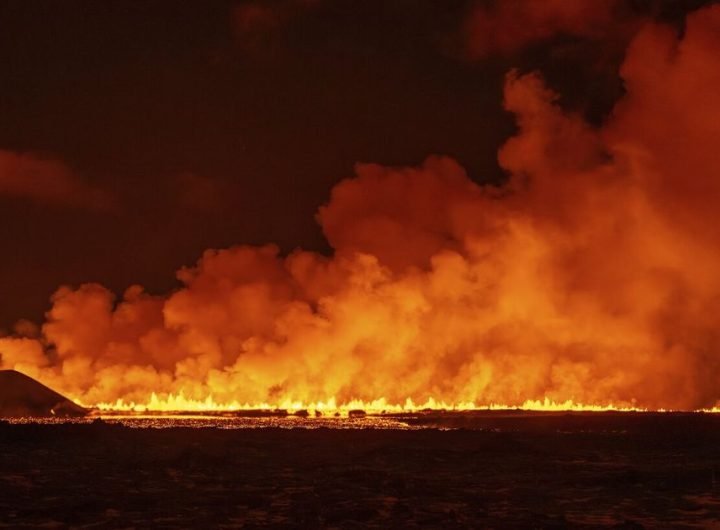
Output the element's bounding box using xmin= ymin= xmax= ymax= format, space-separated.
xmin=2 ymin=5 xmax=720 ymax=411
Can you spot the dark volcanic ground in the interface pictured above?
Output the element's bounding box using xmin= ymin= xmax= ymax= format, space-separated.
xmin=1 ymin=413 xmax=720 ymax=528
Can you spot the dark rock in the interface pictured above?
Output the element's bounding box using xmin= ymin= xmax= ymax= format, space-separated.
xmin=0 ymin=370 xmax=87 ymax=418
xmin=348 ymin=410 xmax=367 ymax=418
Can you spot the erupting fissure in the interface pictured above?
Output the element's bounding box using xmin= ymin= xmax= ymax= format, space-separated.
xmin=89 ymin=395 xmax=647 ymax=414
xmin=2 ymin=6 xmax=720 ymax=413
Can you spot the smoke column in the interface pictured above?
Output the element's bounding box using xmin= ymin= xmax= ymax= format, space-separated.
xmin=2 ymin=5 xmax=720 ymax=410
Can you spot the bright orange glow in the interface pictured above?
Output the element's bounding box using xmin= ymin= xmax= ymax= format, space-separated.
xmin=85 ymin=395 xmax=720 ymax=415
xmin=2 ymin=6 xmax=720 ymax=414
xmin=90 ymin=396 xmax=640 ymax=414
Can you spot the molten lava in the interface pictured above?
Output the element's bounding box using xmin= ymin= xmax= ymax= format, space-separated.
xmin=2 ymin=6 xmax=720 ymax=413
xmin=90 ymin=395 xmax=642 ymax=414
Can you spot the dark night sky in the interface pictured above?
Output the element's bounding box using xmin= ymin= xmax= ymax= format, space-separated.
xmin=0 ymin=0 xmax=709 ymax=327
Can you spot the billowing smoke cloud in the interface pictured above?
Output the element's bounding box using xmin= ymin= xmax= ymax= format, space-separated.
xmin=2 ymin=5 xmax=720 ymax=410
xmin=0 ymin=150 xmax=113 ymax=210
xmin=463 ymin=0 xmax=631 ymax=58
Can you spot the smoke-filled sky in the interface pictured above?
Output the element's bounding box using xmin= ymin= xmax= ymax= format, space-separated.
xmin=0 ymin=0 xmax=703 ymax=327
xmin=2 ymin=0 xmax=720 ymax=409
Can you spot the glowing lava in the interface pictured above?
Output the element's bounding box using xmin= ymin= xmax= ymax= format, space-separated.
xmin=2 ymin=5 xmax=720 ymax=413
xmin=88 ymin=394 xmax=702 ymax=415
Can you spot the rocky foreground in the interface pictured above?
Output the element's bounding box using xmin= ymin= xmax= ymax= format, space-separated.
xmin=1 ymin=414 xmax=720 ymax=528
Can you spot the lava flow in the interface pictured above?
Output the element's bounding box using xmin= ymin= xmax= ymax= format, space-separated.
xmin=2 ymin=5 xmax=720 ymax=414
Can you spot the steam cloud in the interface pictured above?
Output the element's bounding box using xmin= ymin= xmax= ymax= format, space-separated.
xmin=2 ymin=6 xmax=720 ymax=409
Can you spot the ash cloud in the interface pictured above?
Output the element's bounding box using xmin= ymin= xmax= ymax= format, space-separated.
xmin=2 ymin=5 xmax=720 ymax=410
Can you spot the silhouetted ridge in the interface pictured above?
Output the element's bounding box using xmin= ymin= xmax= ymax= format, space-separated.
xmin=0 ymin=370 xmax=87 ymax=417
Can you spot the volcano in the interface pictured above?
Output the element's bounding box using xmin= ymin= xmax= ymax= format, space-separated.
xmin=0 ymin=370 xmax=87 ymax=418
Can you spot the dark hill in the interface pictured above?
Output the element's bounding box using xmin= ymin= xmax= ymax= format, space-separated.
xmin=0 ymin=370 xmax=87 ymax=417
